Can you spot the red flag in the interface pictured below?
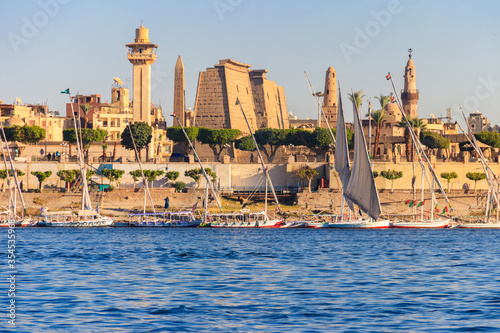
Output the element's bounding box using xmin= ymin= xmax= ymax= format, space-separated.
xmin=386 ymin=73 xmax=391 ymax=80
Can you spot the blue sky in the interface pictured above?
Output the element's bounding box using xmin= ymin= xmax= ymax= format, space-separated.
xmin=1 ymin=0 xmax=500 ymax=127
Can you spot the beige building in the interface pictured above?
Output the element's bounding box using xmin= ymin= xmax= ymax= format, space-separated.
xmin=193 ymin=59 xmax=289 ymax=133
xmin=0 ymin=103 xmax=67 ymax=142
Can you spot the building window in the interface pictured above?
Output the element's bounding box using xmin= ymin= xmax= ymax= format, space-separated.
xmin=327 ymin=90 xmax=329 ymax=95
xmin=103 ymin=120 xmax=108 ymax=127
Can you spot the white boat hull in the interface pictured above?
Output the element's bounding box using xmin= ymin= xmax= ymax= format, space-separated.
xmin=391 ymin=219 xmax=451 ymax=228
xmin=326 ymin=219 xmax=391 ymax=229
xmin=458 ymin=222 xmax=500 ymax=229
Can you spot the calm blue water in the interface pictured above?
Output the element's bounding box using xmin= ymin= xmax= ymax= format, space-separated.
xmin=3 ymin=228 xmax=500 ymax=332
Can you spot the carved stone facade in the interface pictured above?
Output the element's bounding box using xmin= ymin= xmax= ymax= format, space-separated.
xmin=194 ymin=59 xmax=288 ymax=133
xmin=249 ymin=70 xmax=289 ymax=129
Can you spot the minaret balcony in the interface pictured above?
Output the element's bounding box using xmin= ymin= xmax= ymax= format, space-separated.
xmin=401 ymin=89 xmax=419 ymax=101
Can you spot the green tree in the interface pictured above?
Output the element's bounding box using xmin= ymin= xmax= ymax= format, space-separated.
xmin=381 ymin=169 xmax=403 ymax=193
xmin=298 ymin=167 xmax=319 ymax=192
xmin=79 ymin=104 xmax=93 ymax=129
xmin=31 ymin=171 xmax=52 ymax=192
xmin=56 ymin=169 xmax=78 ymax=192
xmin=102 ymin=169 xmax=125 ymax=188
xmin=373 ymin=171 xmax=379 ymax=178
xmin=4 ymin=125 xmax=45 ymax=156
xmin=174 ymin=181 xmax=186 ymax=193
xmin=197 ymin=128 xmax=241 ymax=161
xmin=143 ymin=170 xmax=164 ymax=188
xmin=440 ymin=171 xmax=458 ymax=192
xmin=120 ymin=122 xmax=153 ymax=160
xmin=0 ymin=169 xmax=25 ymax=192
xmin=185 ymin=168 xmax=202 ymax=189
xmin=204 ymin=167 xmax=217 ymax=184
xmin=166 ymin=126 xmax=199 ymax=155
xmin=474 ymin=132 xmax=500 ymax=148
xmin=129 ymin=170 xmax=142 ymax=188
xmin=348 ymin=90 xmax=366 ymax=109
xmin=466 ymin=172 xmax=486 ymax=192
xmin=420 ymin=131 xmax=450 ymax=149
xmin=235 ymin=135 xmax=257 ymax=151
xmin=101 ymin=141 xmax=108 ymax=161
xmin=63 ymin=128 xmax=107 ymax=160
xmin=254 ymin=128 xmax=292 ymax=163
xmin=165 ymin=171 xmax=180 ymax=187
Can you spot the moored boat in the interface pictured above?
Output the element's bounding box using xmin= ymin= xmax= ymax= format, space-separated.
xmin=390 ymin=219 xmax=451 ymax=228
xmin=129 ymin=211 xmax=201 ymax=227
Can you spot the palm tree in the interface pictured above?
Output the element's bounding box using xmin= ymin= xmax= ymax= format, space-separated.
xmin=368 ymin=94 xmax=391 ymax=158
xmin=395 ymin=117 xmax=427 ymax=162
xmin=395 ymin=118 xmax=413 ymax=162
xmin=348 ymin=90 xmax=366 ymax=110
xmin=370 ymin=110 xmax=389 ymax=158
xmin=79 ymin=104 xmax=93 ymax=129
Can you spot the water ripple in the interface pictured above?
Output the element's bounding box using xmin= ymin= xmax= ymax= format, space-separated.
xmin=3 ymin=228 xmax=500 ymax=332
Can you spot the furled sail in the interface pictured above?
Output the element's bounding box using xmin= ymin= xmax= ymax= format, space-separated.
xmin=344 ymin=97 xmax=381 ymax=220
xmin=334 ymin=88 xmax=354 ymax=211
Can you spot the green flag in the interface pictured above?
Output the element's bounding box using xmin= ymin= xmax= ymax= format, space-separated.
xmin=61 ymin=88 xmax=70 ymax=94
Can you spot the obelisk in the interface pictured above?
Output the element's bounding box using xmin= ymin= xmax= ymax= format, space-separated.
xmin=173 ymin=55 xmax=185 ymax=127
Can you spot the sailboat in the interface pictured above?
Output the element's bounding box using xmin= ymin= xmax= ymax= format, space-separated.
xmin=457 ymin=108 xmax=500 ymax=228
xmin=210 ymin=99 xmax=284 ymax=228
xmin=324 ymin=88 xmax=390 ymax=229
xmin=39 ymin=89 xmax=113 ymax=227
xmin=384 ymin=74 xmax=451 ymax=228
xmin=0 ymin=116 xmax=33 ymax=227
xmin=126 ymin=118 xmax=202 ymax=228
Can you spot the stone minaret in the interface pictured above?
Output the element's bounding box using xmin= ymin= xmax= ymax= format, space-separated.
xmin=173 ymin=55 xmax=185 ymax=127
xmin=322 ymin=66 xmax=338 ymax=128
xmin=126 ymin=24 xmax=158 ymax=124
xmin=401 ymin=50 xmax=418 ymax=119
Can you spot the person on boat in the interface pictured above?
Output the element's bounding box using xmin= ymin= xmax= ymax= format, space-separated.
xmin=164 ymin=197 xmax=170 ymax=209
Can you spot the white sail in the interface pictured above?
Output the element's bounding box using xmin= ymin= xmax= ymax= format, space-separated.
xmin=344 ymin=98 xmax=381 ymax=220
xmin=334 ymin=89 xmax=354 ymax=211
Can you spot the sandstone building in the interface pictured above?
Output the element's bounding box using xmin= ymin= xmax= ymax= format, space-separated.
xmin=193 ymin=59 xmax=289 ymax=133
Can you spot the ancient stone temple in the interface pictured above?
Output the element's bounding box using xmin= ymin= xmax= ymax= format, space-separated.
xmin=249 ymin=70 xmax=289 ymax=129
xmin=193 ymin=59 xmax=289 ymax=133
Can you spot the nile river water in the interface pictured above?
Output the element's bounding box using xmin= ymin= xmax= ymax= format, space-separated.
xmin=3 ymin=228 xmax=500 ymax=332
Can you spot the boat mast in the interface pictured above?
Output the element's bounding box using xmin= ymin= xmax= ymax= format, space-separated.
xmin=171 ymin=113 xmax=223 ymax=212
xmin=236 ymin=98 xmax=282 ymax=212
xmin=125 ymin=120 xmax=155 ymax=214
xmin=0 ymin=119 xmax=26 ymax=213
xmin=66 ymin=91 xmax=93 ymax=210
